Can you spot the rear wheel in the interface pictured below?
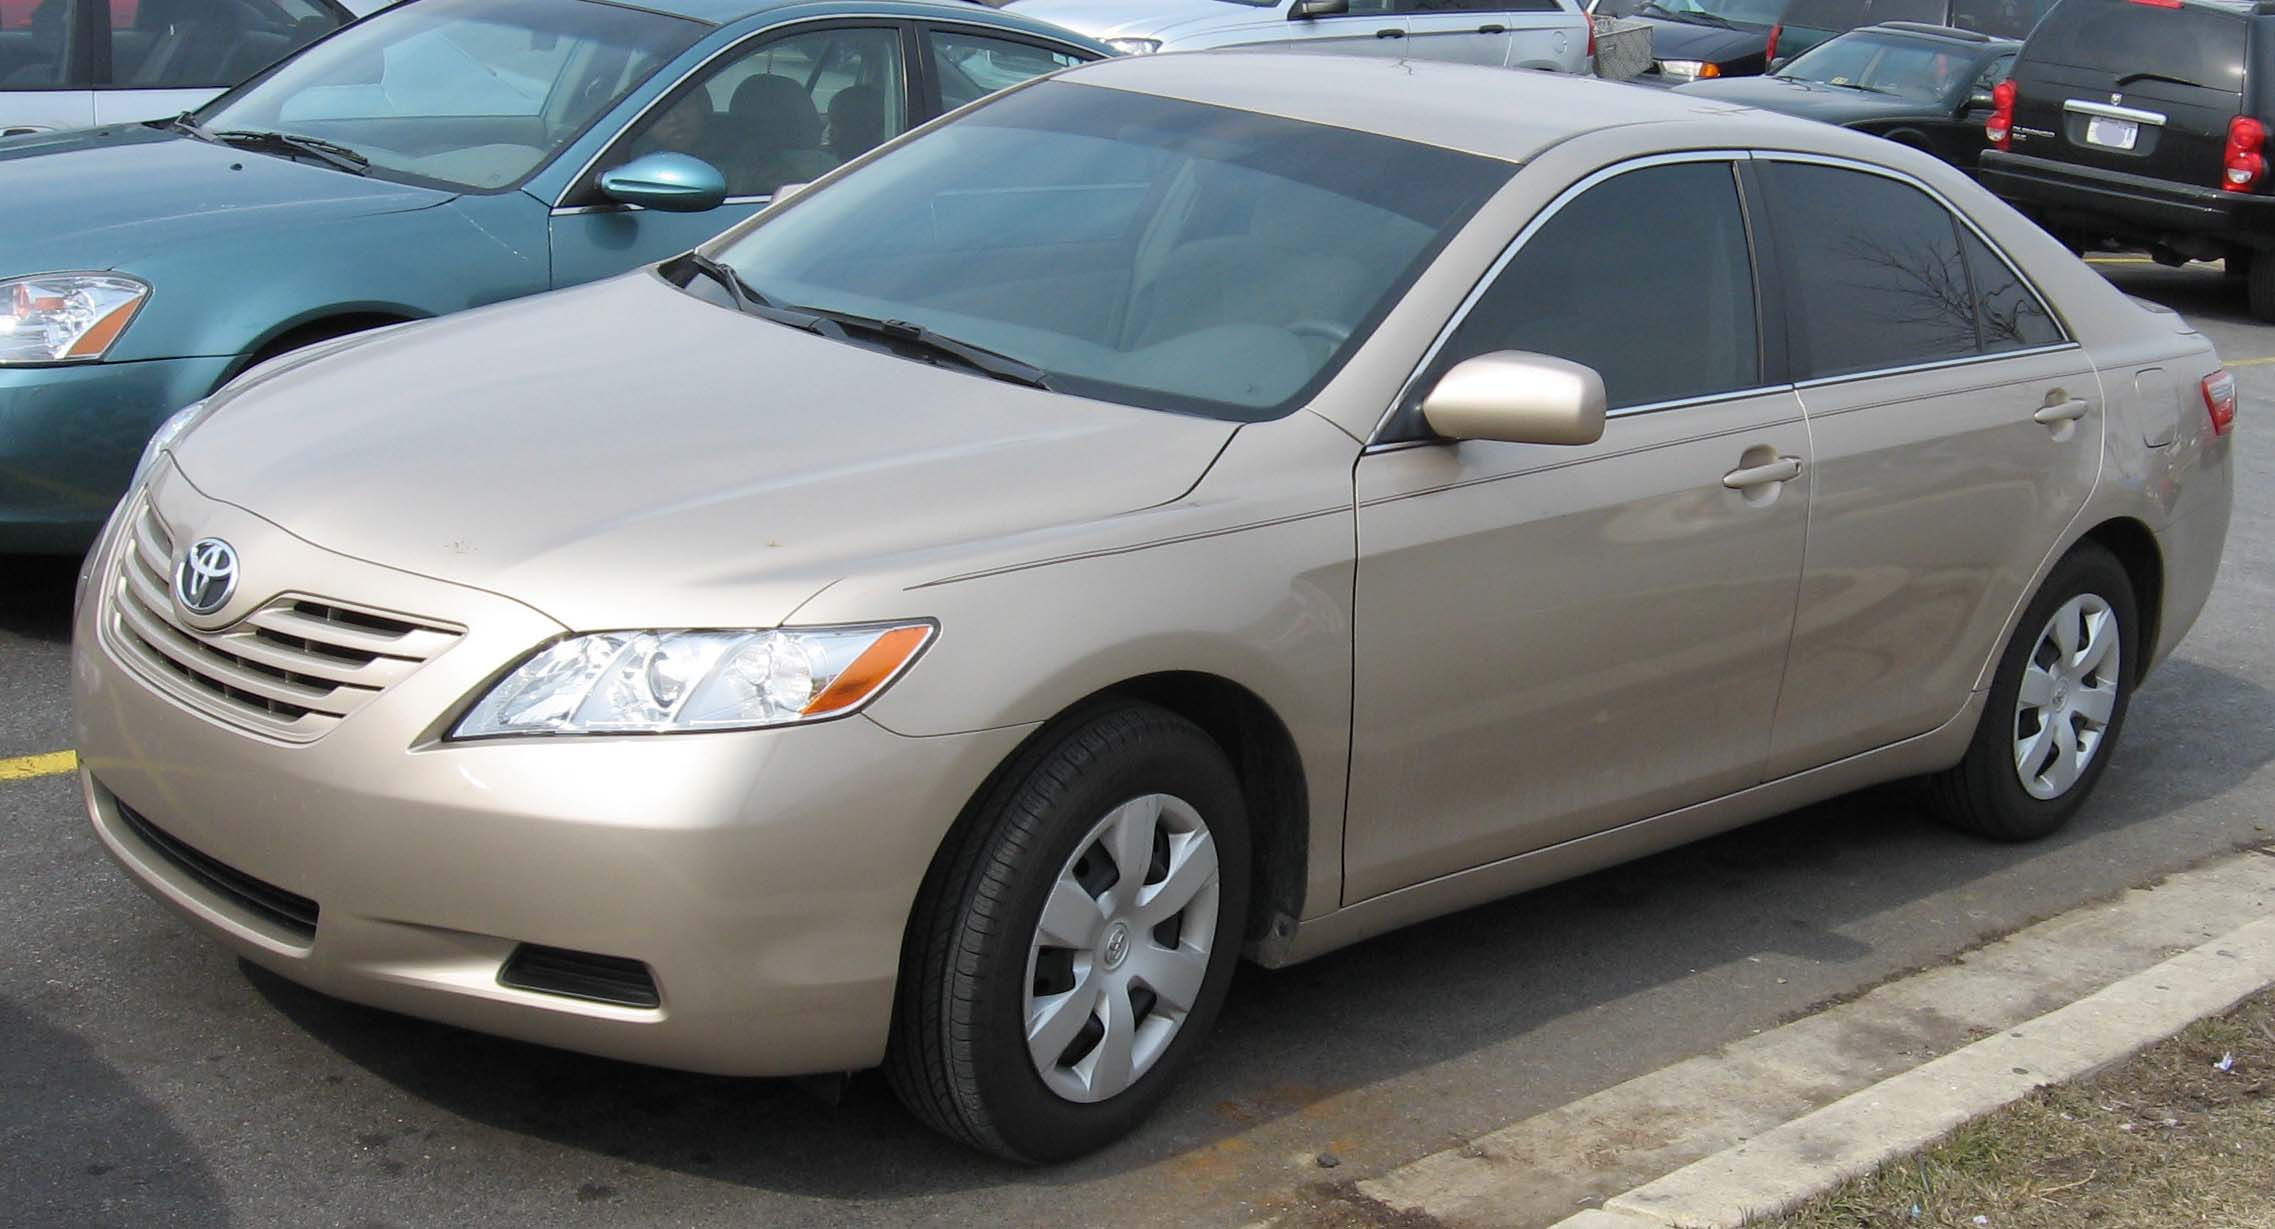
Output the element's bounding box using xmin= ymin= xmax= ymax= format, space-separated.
xmin=1928 ymin=543 xmax=2137 ymax=841
xmin=887 ymin=702 xmax=1250 ymax=1162
xmin=2246 ymin=252 xmax=2275 ymax=322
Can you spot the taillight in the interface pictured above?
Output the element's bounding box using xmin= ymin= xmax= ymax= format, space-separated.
xmin=1765 ymin=22 xmax=1781 ymax=63
xmin=1986 ymin=80 xmax=2017 ymax=150
xmin=2127 ymin=0 xmax=2184 ymax=7
xmin=1587 ymin=18 xmax=1597 ymax=60
xmin=2223 ymin=116 xmax=2266 ymax=192
xmin=2202 ymin=369 xmax=2236 ymax=436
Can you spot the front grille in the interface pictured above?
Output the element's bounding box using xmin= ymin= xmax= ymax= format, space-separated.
xmin=114 ymin=799 xmax=320 ymax=942
xmin=106 ymin=497 xmax=462 ymax=741
xmin=498 ymin=944 xmax=662 ymax=1009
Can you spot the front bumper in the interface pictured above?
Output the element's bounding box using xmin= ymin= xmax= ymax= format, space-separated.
xmin=1978 ymin=150 xmax=2275 ymax=250
xmin=72 ymin=471 xmax=1031 ymax=1077
xmin=0 ymin=355 xmax=233 ymax=553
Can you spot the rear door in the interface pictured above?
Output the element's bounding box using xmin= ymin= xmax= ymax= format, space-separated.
xmin=1399 ymin=0 xmax=1519 ymax=65
xmin=2005 ymin=0 xmax=2245 ymax=186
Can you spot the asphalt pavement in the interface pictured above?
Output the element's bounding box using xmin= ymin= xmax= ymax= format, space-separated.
xmin=2 ymin=258 xmax=2270 ymax=1228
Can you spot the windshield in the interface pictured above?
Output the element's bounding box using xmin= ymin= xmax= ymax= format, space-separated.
xmin=1782 ymin=33 xmax=1973 ymax=99
xmin=704 ymin=82 xmax=1510 ymax=422
xmin=1645 ymin=0 xmax=1788 ymax=26
xmin=199 ymin=0 xmax=705 ymax=191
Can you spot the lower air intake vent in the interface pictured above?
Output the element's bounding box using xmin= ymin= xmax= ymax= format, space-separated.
xmin=498 ymin=944 xmax=661 ymax=1009
xmin=115 ymin=800 xmax=320 ymax=942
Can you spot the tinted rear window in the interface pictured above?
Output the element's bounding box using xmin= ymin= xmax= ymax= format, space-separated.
xmin=2023 ymin=0 xmax=2244 ymax=90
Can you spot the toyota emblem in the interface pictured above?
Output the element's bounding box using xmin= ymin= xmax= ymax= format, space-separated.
xmin=174 ymin=538 xmax=239 ymax=616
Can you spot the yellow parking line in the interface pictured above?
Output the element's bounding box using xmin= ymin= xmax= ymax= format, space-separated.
xmin=2086 ymin=255 xmax=2156 ymax=264
xmin=2228 ymin=356 xmax=2275 ymax=368
xmin=0 ymin=750 xmax=78 ymax=782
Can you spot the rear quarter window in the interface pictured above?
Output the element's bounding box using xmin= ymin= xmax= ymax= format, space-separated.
xmin=2021 ymin=0 xmax=2244 ymax=90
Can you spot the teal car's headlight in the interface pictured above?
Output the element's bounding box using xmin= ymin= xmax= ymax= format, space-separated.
xmin=129 ymin=399 xmax=212 ymax=492
xmin=0 ymin=272 xmax=151 ymax=364
xmin=453 ymin=623 xmax=936 ymax=738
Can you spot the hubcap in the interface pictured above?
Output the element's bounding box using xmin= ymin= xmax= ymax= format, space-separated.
xmin=1022 ymin=793 xmax=1220 ymax=1104
xmin=2013 ymin=593 xmax=2121 ymax=801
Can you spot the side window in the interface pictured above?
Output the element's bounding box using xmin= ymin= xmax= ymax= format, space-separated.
xmin=110 ymin=0 xmax=345 ymax=89
xmin=0 ymin=0 xmax=81 ymax=87
xmin=1426 ymin=161 xmax=1759 ymax=412
xmin=1958 ymin=226 xmax=2062 ymax=351
xmin=926 ymin=29 xmax=1082 ymax=113
xmin=1972 ymin=52 xmax=2015 ymax=94
xmin=606 ymin=26 xmax=907 ymax=200
xmin=1761 ymin=161 xmax=1976 ymax=379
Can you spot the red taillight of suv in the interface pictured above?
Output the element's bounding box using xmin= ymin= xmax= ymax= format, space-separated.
xmin=1986 ymin=80 xmax=2017 ymax=150
xmin=2202 ymin=369 xmax=2237 ymax=436
xmin=2223 ymin=116 xmax=2267 ymax=192
xmin=1765 ymin=23 xmax=1781 ymax=63
xmin=1587 ymin=18 xmax=1597 ymax=61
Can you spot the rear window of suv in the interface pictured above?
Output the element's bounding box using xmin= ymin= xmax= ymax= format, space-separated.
xmin=2022 ymin=0 xmax=2244 ymax=90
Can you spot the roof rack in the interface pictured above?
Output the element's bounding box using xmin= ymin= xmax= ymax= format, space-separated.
xmin=1871 ymin=20 xmax=1996 ymax=39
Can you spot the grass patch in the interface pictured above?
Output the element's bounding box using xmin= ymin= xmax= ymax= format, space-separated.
xmin=1749 ymin=989 xmax=2275 ymax=1229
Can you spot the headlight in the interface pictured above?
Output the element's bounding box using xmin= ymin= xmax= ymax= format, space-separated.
xmin=0 ymin=272 xmax=150 ymax=364
xmin=129 ymin=399 xmax=211 ymax=493
xmin=1106 ymin=37 xmax=1163 ymax=54
xmin=1656 ymin=59 xmax=1719 ymax=79
xmin=453 ymin=622 xmax=935 ymax=738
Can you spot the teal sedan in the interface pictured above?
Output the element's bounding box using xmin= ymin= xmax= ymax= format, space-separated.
xmin=0 ymin=0 xmax=1104 ymax=551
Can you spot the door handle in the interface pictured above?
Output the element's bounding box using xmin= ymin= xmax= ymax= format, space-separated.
xmin=1477 ymin=22 xmax=1507 ymax=31
xmin=1376 ymin=26 xmax=1405 ymax=36
xmin=2033 ymin=398 xmax=2091 ymax=424
xmin=1723 ymin=455 xmax=1803 ymax=489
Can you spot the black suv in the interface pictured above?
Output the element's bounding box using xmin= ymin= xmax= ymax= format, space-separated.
xmin=1977 ymin=0 xmax=2275 ymax=316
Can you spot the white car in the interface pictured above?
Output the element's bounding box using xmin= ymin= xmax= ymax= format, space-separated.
xmin=1006 ymin=0 xmax=1592 ymax=74
xmin=0 ymin=0 xmax=374 ymax=137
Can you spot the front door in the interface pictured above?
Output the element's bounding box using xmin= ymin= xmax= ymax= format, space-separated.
xmin=549 ymin=22 xmax=913 ymax=288
xmin=1753 ymin=158 xmax=2101 ymax=777
xmin=1346 ymin=158 xmax=1809 ymax=901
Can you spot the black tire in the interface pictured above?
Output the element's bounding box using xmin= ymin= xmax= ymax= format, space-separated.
xmin=2248 ymin=251 xmax=2275 ymax=322
xmin=887 ymin=701 xmax=1251 ymax=1163
xmin=1928 ymin=542 xmax=2138 ymax=842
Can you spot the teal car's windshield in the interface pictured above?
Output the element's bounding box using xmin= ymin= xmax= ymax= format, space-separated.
xmin=1780 ymin=33 xmax=1972 ymax=99
xmin=197 ymin=0 xmax=705 ymax=191
xmin=705 ymin=82 xmax=1510 ymax=422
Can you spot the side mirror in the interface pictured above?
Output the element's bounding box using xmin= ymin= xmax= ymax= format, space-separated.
xmin=1420 ymin=352 xmax=1606 ymax=445
xmin=1290 ymin=0 xmax=1349 ymax=18
xmin=598 ymin=152 xmax=727 ymax=213
xmin=1963 ymin=90 xmax=1995 ymax=113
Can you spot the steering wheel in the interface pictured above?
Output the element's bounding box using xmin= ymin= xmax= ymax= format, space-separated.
xmin=1287 ymin=320 xmax=1351 ymax=346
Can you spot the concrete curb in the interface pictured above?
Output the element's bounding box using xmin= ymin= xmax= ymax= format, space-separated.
xmin=1561 ymin=911 xmax=2275 ymax=1229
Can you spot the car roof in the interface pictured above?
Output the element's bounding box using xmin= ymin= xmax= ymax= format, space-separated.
xmin=622 ymin=0 xmax=1030 ymax=27
xmin=1054 ymin=51 xmax=1830 ymax=163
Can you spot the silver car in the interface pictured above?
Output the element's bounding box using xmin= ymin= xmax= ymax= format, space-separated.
xmin=74 ymin=53 xmax=2233 ymax=1162
xmin=1006 ymin=0 xmax=1593 ymax=71
xmin=0 ymin=0 xmax=383 ymax=137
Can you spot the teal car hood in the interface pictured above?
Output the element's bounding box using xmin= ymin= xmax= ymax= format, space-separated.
xmin=0 ymin=126 xmax=453 ymax=274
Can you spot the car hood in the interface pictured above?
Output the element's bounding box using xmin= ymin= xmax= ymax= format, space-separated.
xmin=170 ymin=272 xmax=1241 ymax=630
xmin=1005 ymin=0 xmax=1251 ymax=42
xmin=1633 ymin=16 xmax=1767 ymax=62
xmin=1670 ymin=74 xmax=1924 ymax=121
xmin=0 ymin=125 xmax=451 ymax=274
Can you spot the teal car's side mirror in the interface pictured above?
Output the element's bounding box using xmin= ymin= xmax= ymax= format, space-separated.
xmin=598 ymin=153 xmax=727 ymax=213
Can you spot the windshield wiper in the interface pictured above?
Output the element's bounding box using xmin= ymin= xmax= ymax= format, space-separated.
xmin=213 ymin=129 xmax=369 ymax=174
xmin=669 ymin=252 xmax=864 ymax=337
xmin=162 ymin=112 xmax=215 ymax=141
xmin=1640 ymin=4 xmax=1738 ymax=27
xmin=787 ymin=304 xmax=1055 ymax=390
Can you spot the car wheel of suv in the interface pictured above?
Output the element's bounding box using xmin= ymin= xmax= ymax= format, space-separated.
xmin=1928 ymin=542 xmax=2137 ymax=842
xmin=888 ymin=701 xmax=1250 ymax=1162
xmin=2245 ymin=253 xmax=2275 ymax=322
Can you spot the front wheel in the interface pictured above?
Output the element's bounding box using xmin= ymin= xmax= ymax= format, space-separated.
xmin=888 ymin=702 xmax=1250 ymax=1162
xmin=1928 ymin=542 xmax=2137 ymax=841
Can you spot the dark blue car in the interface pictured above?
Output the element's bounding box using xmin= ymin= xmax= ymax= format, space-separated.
xmin=0 ymin=0 xmax=1105 ymax=551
